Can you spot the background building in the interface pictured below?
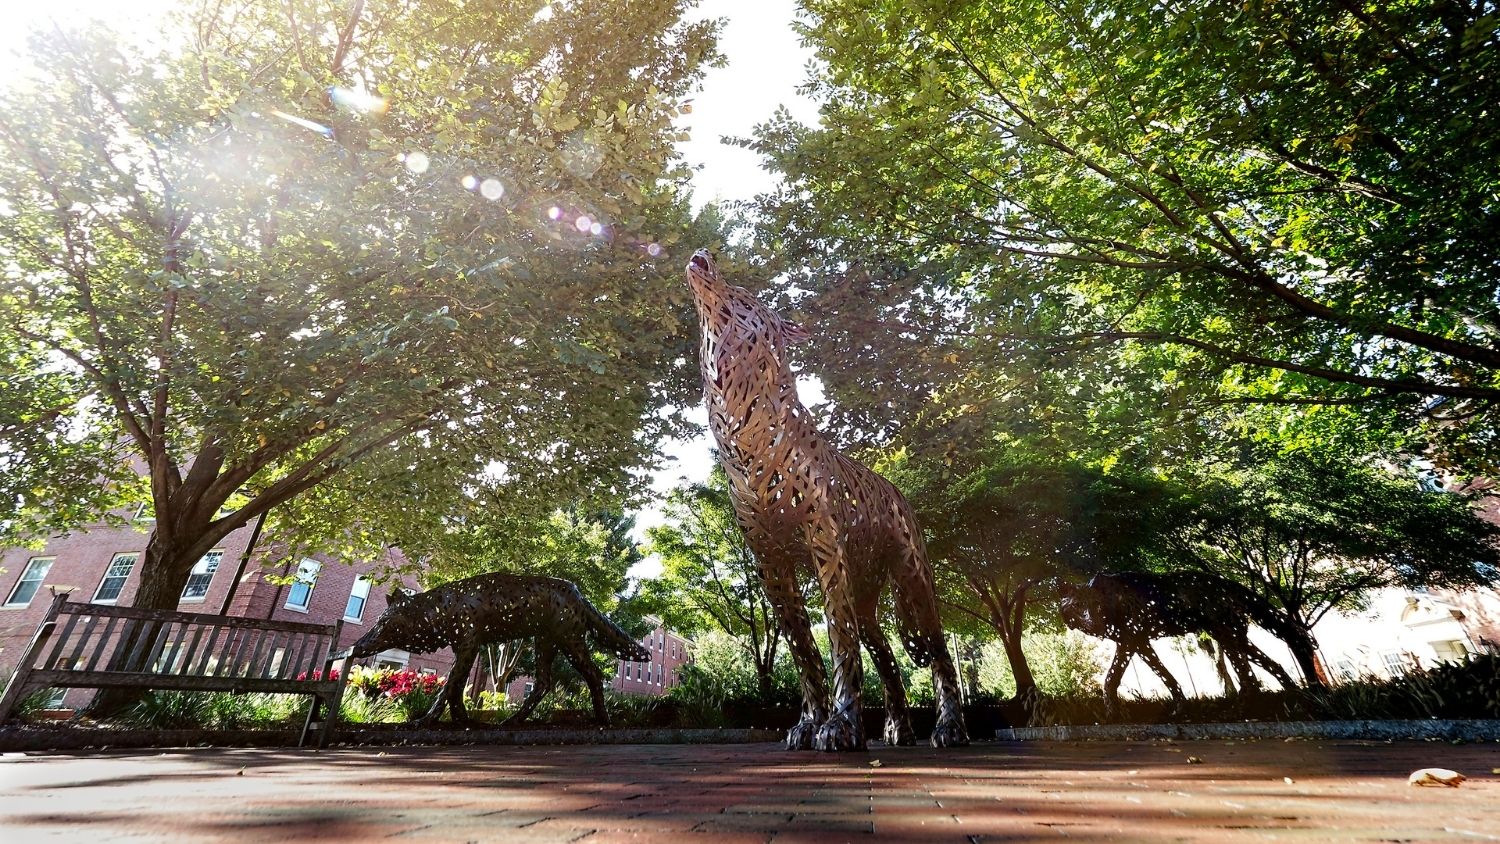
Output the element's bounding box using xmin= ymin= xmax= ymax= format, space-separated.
xmin=503 ymin=617 xmax=691 ymax=704
xmin=0 ymin=509 xmax=451 ymax=710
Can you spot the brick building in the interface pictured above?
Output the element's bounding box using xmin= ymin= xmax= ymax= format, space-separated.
xmin=0 ymin=509 xmax=453 ymax=710
xmin=503 ymin=617 xmax=691 ymax=703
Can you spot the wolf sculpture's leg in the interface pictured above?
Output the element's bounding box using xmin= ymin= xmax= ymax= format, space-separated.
xmin=1242 ymin=639 xmax=1300 ymax=692
xmin=809 ymin=522 xmax=865 ymax=752
xmin=760 ymin=560 xmax=829 ymax=750
xmin=1138 ymin=643 xmax=1188 ymax=707
xmin=560 ymin=639 xmax=610 ymax=727
xmin=891 ymin=542 xmax=967 ymax=747
xmin=1103 ymin=645 xmax=1130 ymax=719
xmin=417 ymin=641 xmax=476 ymax=727
xmin=1220 ymin=637 xmax=1265 ymax=694
xmin=859 ymin=612 xmax=915 ymax=747
xmin=502 ymin=642 xmax=554 ymax=726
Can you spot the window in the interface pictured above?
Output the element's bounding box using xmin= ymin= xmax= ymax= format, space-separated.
xmin=524 ymin=682 xmax=534 ymax=695
xmin=5 ymin=557 xmax=54 ymax=607
xmin=1381 ymin=651 xmax=1410 ymax=677
xmin=134 ymin=502 xmax=155 ymax=521
xmin=284 ymin=559 xmax=321 ymax=611
xmin=180 ymin=551 xmax=224 ymax=601
xmin=344 ymin=576 xmax=371 ymax=621
xmin=93 ymin=553 xmax=138 ymax=604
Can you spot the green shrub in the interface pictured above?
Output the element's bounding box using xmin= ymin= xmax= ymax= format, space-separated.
xmin=977 ymin=631 xmax=1103 ymax=699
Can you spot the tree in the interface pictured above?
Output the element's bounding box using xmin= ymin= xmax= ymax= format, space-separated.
xmin=0 ymin=1 xmax=718 ymax=610
xmin=749 ymin=0 xmax=1500 ymax=470
xmin=1179 ymin=451 xmax=1500 ymax=684
xmin=892 ymin=446 xmax=1185 ymax=703
xmin=640 ymin=467 xmax=789 ymax=699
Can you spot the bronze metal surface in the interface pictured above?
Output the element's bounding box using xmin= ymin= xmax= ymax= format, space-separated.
xmin=348 ymin=572 xmax=650 ymax=727
xmin=685 ymin=249 xmax=967 ymax=751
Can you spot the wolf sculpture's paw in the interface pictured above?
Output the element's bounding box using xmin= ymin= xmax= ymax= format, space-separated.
xmin=929 ymin=717 xmax=969 ymax=748
xmin=786 ymin=718 xmax=819 ymax=751
xmin=813 ymin=711 xmax=865 ymax=752
xmin=884 ymin=716 xmax=916 ymax=747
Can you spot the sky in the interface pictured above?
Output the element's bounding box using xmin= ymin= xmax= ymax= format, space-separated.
xmin=1 ymin=0 xmax=823 ymax=578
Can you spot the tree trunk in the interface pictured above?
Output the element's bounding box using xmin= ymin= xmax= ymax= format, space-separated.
xmin=999 ymin=624 xmax=1037 ymax=700
xmin=87 ymin=531 xmax=198 ymax=717
xmin=1286 ymin=633 xmax=1326 ymax=689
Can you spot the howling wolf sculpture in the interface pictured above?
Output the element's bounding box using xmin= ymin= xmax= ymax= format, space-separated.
xmin=685 ymin=249 xmax=967 ymax=751
xmin=347 ymin=573 xmax=650 ymax=726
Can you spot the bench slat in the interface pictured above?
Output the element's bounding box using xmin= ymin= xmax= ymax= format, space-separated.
xmin=45 ymin=611 xmax=83 ymax=671
xmin=243 ymin=629 xmax=270 ymax=679
xmin=191 ymin=625 xmax=222 ymax=676
xmin=66 ymin=613 xmax=102 ymax=669
xmin=55 ymin=601 xmax=335 ymax=634
xmin=177 ymin=624 xmax=207 ymax=676
xmin=83 ymin=616 xmax=119 ymax=673
xmin=23 ymin=669 xmax=343 ymax=696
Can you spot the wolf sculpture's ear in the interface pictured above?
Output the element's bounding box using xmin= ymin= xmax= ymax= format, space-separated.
xmin=781 ymin=319 xmax=811 ymax=345
xmin=388 ymin=587 xmax=410 ymax=606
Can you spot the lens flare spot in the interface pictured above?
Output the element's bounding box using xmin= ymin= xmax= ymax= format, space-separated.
xmin=480 ymin=178 xmax=505 ymax=200
xmin=269 ymin=109 xmax=333 ymax=139
xmin=589 ymin=222 xmax=604 ymax=236
xmin=647 ymin=242 xmax=662 ymax=257
xmin=329 ymin=86 xmax=389 ymax=114
xmin=403 ymin=151 xmax=430 ymax=175
xmin=460 ymin=175 xmax=478 ymax=190
xmin=548 ymin=206 xmax=563 ymax=220
xmin=575 ymin=215 xmax=593 ymax=232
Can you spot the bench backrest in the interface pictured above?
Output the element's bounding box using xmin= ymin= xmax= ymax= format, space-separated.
xmin=6 ymin=593 xmax=344 ymax=693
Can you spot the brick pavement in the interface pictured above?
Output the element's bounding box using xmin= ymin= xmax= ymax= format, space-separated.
xmin=2 ymin=739 xmax=1498 ymax=842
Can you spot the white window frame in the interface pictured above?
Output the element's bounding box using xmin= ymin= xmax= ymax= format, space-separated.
xmin=134 ymin=502 xmax=155 ymax=522
xmin=284 ymin=558 xmax=321 ymax=611
xmin=344 ymin=576 xmax=371 ymax=622
xmin=179 ymin=550 xmax=224 ymax=602
xmin=92 ymin=552 xmax=139 ymax=604
xmin=1380 ymin=651 xmax=1410 ymax=676
xmin=5 ymin=557 xmax=55 ymax=608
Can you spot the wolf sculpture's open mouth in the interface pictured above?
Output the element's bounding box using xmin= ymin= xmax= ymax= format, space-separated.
xmin=689 ymin=253 xmax=711 ymax=272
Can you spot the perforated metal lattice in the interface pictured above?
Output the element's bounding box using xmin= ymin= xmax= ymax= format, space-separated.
xmin=1059 ymin=571 xmax=1304 ymax=714
xmin=686 ymin=250 xmax=967 ymax=751
xmin=348 ymin=572 xmax=650 ymax=727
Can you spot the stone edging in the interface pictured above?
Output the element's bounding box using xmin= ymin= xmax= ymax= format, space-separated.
xmin=997 ymin=719 xmax=1500 ymax=742
xmin=0 ymin=726 xmax=784 ymax=753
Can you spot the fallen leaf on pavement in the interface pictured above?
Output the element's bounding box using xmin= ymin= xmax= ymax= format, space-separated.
xmin=1408 ymin=768 xmax=1465 ymax=787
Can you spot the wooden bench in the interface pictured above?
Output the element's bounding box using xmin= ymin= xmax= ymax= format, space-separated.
xmin=0 ymin=592 xmax=348 ymax=746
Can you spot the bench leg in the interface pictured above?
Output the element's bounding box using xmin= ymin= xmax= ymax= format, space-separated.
xmin=299 ymin=694 xmax=321 ymax=748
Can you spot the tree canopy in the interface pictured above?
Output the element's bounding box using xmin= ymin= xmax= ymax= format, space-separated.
xmin=640 ymin=467 xmax=793 ymax=698
xmin=749 ymin=0 xmax=1500 ymax=469
xmin=0 ymin=0 xmax=719 ymax=607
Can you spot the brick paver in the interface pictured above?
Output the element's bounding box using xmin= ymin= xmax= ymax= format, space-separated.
xmin=2 ymin=739 xmax=1498 ymax=842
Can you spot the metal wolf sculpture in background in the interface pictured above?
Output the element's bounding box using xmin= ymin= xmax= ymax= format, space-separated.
xmin=1059 ymin=571 xmax=1310 ymax=715
xmin=685 ymin=249 xmax=968 ymax=751
xmin=347 ymin=573 xmax=649 ymax=726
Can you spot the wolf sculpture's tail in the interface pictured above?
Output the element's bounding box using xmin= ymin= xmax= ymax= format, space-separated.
xmin=572 ymin=586 xmax=651 ymax=662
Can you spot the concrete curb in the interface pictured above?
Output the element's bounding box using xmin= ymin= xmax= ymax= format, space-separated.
xmin=997 ymin=719 xmax=1500 ymax=742
xmin=0 ymin=726 xmax=783 ymax=752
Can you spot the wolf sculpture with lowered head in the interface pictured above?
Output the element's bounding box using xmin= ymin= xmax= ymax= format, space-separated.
xmin=346 ymin=572 xmax=650 ymax=727
xmin=685 ymin=249 xmax=968 ymax=751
